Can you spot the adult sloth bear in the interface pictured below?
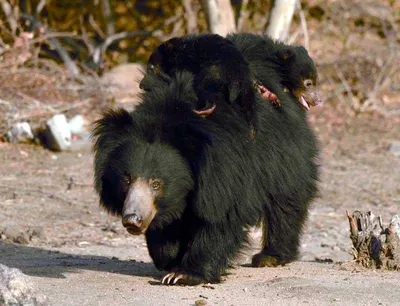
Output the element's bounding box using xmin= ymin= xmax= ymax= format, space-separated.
xmin=93 ymin=72 xmax=319 ymax=285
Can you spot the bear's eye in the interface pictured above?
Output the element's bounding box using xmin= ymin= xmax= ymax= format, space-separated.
xmin=123 ymin=174 xmax=131 ymax=186
xmin=150 ymin=179 xmax=162 ymax=190
xmin=304 ymin=79 xmax=313 ymax=88
xmin=148 ymin=64 xmax=155 ymax=72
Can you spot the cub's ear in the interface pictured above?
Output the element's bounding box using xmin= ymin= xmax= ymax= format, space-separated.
xmin=277 ymin=48 xmax=295 ymax=62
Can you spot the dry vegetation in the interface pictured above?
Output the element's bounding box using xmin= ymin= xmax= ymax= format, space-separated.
xmin=0 ymin=0 xmax=399 ymax=137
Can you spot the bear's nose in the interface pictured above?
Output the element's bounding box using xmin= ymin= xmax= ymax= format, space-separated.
xmin=122 ymin=213 xmax=143 ymax=229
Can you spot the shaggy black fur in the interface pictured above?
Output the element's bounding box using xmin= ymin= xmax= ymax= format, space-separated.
xmin=227 ymin=33 xmax=319 ymax=107
xmin=139 ymin=34 xmax=256 ymax=127
xmin=93 ymin=72 xmax=319 ymax=285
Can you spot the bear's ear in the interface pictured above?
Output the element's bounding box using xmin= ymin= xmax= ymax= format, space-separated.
xmin=92 ymin=108 xmax=133 ymax=153
xmin=277 ymin=48 xmax=295 ymax=63
xmin=164 ymin=37 xmax=180 ymax=50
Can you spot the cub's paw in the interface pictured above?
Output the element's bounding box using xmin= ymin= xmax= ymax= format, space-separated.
xmin=255 ymin=83 xmax=280 ymax=106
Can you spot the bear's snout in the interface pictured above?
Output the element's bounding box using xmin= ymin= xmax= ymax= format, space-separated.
xmin=122 ymin=213 xmax=143 ymax=230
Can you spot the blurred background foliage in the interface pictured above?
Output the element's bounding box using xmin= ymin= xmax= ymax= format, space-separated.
xmin=0 ymin=0 xmax=399 ymax=134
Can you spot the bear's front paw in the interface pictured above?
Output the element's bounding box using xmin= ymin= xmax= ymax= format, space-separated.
xmin=161 ymin=272 xmax=203 ymax=286
xmin=251 ymin=253 xmax=291 ymax=267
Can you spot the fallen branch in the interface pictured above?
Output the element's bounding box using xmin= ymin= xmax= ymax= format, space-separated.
xmin=9 ymin=99 xmax=93 ymax=124
xmin=0 ymin=0 xmax=18 ymax=35
xmin=92 ymin=30 xmax=152 ymax=65
xmin=36 ymin=0 xmax=47 ymax=16
xmin=296 ymin=0 xmax=309 ymax=51
xmin=182 ymin=0 xmax=198 ymax=33
xmin=20 ymin=14 xmax=80 ymax=76
xmin=236 ymin=0 xmax=249 ymax=32
xmin=92 ymin=13 xmax=182 ymax=65
xmin=101 ymin=0 xmax=115 ymax=36
xmin=347 ymin=210 xmax=400 ymax=270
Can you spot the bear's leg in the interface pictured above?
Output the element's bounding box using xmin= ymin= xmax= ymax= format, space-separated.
xmin=252 ymin=197 xmax=309 ymax=267
xmin=146 ymin=220 xmax=190 ymax=271
xmin=161 ymin=222 xmax=246 ymax=285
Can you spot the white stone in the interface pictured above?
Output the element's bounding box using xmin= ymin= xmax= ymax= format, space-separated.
xmin=45 ymin=114 xmax=71 ymax=151
xmin=68 ymin=114 xmax=85 ymax=135
xmin=6 ymin=122 xmax=34 ymax=143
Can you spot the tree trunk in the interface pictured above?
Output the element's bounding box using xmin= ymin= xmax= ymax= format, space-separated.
xmin=347 ymin=210 xmax=400 ymax=270
xmin=201 ymin=0 xmax=236 ymax=36
xmin=182 ymin=0 xmax=198 ymax=34
xmin=265 ymin=0 xmax=297 ymax=41
xmin=101 ymin=0 xmax=115 ymax=36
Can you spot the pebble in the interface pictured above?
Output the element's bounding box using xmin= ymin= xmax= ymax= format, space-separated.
xmin=6 ymin=122 xmax=34 ymax=143
xmin=78 ymin=241 xmax=90 ymax=247
xmin=195 ymin=299 xmax=208 ymax=306
xmin=389 ymin=140 xmax=400 ymax=157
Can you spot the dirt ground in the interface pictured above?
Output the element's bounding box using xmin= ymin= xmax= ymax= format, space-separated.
xmin=0 ymin=100 xmax=399 ymax=305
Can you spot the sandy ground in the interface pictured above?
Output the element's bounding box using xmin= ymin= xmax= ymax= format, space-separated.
xmin=0 ymin=107 xmax=399 ymax=305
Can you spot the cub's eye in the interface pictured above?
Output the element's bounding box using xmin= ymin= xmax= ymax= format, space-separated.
xmin=304 ymin=79 xmax=313 ymax=88
xmin=150 ymin=179 xmax=162 ymax=190
xmin=148 ymin=64 xmax=155 ymax=72
xmin=123 ymin=174 xmax=131 ymax=186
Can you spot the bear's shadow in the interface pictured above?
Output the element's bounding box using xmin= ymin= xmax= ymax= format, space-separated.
xmin=0 ymin=241 xmax=163 ymax=282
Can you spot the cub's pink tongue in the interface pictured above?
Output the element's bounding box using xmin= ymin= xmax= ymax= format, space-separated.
xmin=300 ymin=96 xmax=310 ymax=110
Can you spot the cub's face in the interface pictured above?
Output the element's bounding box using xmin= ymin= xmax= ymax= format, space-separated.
xmin=140 ymin=38 xmax=181 ymax=91
xmin=280 ymin=46 xmax=322 ymax=109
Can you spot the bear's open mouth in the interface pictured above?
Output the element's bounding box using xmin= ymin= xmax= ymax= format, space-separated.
xmin=299 ymin=95 xmax=311 ymax=110
xmin=126 ymin=227 xmax=144 ymax=235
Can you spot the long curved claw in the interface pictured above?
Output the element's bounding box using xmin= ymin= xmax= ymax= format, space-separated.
xmin=161 ymin=272 xmax=187 ymax=285
xmin=161 ymin=272 xmax=189 ymax=285
xmin=161 ymin=273 xmax=175 ymax=285
xmin=173 ymin=274 xmax=185 ymax=285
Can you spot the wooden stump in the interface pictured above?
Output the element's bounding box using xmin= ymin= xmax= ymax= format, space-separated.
xmin=347 ymin=210 xmax=400 ymax=270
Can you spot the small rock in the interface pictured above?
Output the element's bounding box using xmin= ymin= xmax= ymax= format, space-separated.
xmin=3 ymin=226 xmax=30 ymax=244
xmin=0 ymin=264 xmax=47 ymax=305
xmin=19 ymin=150 xmax=29 ymax=157
xmin=78 ymin=241 xmax=90 ymax=247
xmin=44 ymin=114 xmax=71 ymax=151
xmin=6 ymin=122 xmax=34 ymax=143
xmin=195 ymin=299 xmax=208 ymax=306
xmin=389 ymin=140 xmax=400 ymax=157
xmin=201 ymin=284 xmax=215 ymax=289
